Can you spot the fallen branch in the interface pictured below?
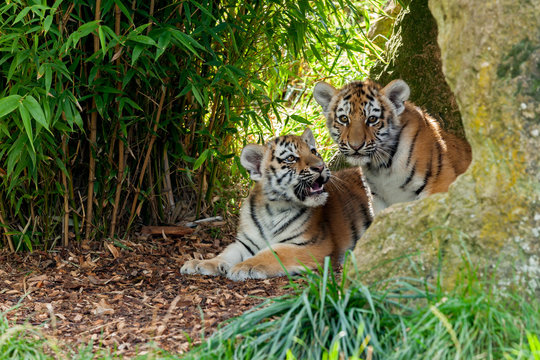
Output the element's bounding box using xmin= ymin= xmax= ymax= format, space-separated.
xmin=140 ymin=226 xmax=194 ymax=236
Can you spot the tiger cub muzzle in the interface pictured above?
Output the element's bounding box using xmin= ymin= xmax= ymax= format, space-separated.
xmin=293 ymin=166 xmax=329 ymax=201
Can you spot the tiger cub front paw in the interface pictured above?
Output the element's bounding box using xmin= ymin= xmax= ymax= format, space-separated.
xmin=227 ymin=263 xmax=273 ymax=281
xmin=180 ymin=258 xmax=230 ymax=276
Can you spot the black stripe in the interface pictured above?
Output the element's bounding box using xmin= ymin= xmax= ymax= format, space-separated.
xmin=236 ymin=238 xmax=255 ymax=256
xmin=265 ymin=204 xmax=273 ymax=217
xmin=400 ymin=163 xmax=416 ymax=189
xmin=250 ymin=196 xmax=266 ymax=241
xmin=243 ymin=233 xmax=260 ymax=251
xmin=307 ymin=231 xmax=321 ymax=245
xmin=359 ymin=202 xmax=373 ymax=231
xmin=435 ymin=142 xmax=443 ymax=178
xmin=343 ymin=94 xmax=351 ymax=100
xmin=384 ymin=121 xmax=408 ymax=168
xmin=414 ymin=151 xmax=433 ymax=196
xmin=279 ymin=232 xmax=304 ymax=243
xmin=274 ymin=208 xmax=307 ymax=235
xmin=349 ymin=218 xmax=359 ymax=249
xmin=364 ymin=218 xmax=372 ymax=230
xmin=276 ymin=171 xmax=291 ymax=185
xmin=405 ymin=127 xmax=420 ymax=168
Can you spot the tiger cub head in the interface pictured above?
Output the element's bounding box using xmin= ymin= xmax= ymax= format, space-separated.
xmin=313 ymin=79 xmax=410 ymax=167
xmin=240 ymin=128 xmax=330 ymax=207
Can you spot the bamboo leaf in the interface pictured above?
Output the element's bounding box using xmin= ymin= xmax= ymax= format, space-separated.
xmin=128 ymin=34 xmax=156 ymax=46
xmin=18 ymin=103 xmax=35 ymax=152
xmin=0 ymin=95 xmax=22 ymax=118
xmin=191 ymin=85 xmax=204 ymax=106
xmin=43 ymin=14 xmax=53 ymax=33
xmin=98 ymin=26 xmax=107 ymax=55
xmin=13 ymin=7 xmax=31 ymax=24
xmin=131 ymin=45 xmax=144 ymax=65
xmin=23 ymin=96 xmax=48 ymax=129
xmin=155 ymin=30 xmax=172 ymax=60
xmin=189 ymin=0 xmax=216 ymax=21
xmin=193 ymin=149 xmax=211 ymax=171
xmin=45 ymin=65 xmax=52 ymax=95
xmin=290 ymin=115 xmax=311 ymax=125
xmin=171 ymin=30 xmax=205 ymax=57
xmin=77 ymin=20 xmax=100 ymax=38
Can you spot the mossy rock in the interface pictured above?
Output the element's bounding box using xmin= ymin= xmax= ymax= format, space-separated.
xmin=349 ymin=0 xmax=540 ymax=296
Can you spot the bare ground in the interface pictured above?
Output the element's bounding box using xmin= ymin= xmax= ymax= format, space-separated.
xmin=0 ymin=227 xmax=296 ymax=356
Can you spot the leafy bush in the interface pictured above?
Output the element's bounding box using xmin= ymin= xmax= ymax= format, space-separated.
xmin=0 ymin=0 xmax=386 ymax=250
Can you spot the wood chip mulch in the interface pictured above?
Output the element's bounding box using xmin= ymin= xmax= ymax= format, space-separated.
xmin=0 ymin=227 xmax=298 ymax=356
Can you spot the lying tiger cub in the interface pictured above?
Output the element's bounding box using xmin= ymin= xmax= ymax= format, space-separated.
xmin=181 ymin=128 xmax=373 ymax=281
xmin=313 ymin=79 xmax=472 ymax=213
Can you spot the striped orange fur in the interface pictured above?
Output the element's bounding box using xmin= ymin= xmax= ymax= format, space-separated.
xmin=181 ymin=128 xmax=373 ymax=280
xmin=314 ymin=79 xmax=471 ymax=213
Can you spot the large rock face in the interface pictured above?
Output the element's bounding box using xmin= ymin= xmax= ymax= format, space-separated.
xmin=370 ymin=0 xmax=465 ymax=138
xmin=349 ymin=0 xmax=540 ymax=294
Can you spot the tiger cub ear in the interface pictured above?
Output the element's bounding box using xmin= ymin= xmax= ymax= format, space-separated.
xmin=301 ymin=127 xmax=317 ymax=148
xmin=382 ymin=79 xmax=410 ymax=116
xmin=313 ymin=82 xmax=337 ymax=115
xmin=240 ymin=144 xmax=265 ymax=181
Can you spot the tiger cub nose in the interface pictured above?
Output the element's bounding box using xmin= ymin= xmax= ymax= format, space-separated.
xmin=310 ymin=164 xmax=325 ymax=173
xmin=350 ymin=142 xmax=364 ymax=151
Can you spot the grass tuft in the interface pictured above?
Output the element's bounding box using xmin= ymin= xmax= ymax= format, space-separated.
xmin=183 ymin=256 xmax=540 ymax=360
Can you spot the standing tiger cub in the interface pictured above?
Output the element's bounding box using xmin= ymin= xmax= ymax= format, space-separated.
xmin=313 ymin=79 xmax=471 ymax=213
xmin=181 ymin=128 xmax=373 ymax=281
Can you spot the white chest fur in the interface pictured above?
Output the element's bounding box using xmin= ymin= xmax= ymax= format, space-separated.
xmin=363 ymin=134 xmax=425 ymax=212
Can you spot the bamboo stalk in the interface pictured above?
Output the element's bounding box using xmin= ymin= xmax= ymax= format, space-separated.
xmin=162 ymin=148 xmax=175 ymax=212
xmin=147 ymin=0 xmax=155 ymax=34
xmin=67 ymin=146 xmax=81 ymax=242
xmin=62 ymin=134 xmax=69 ymax=247
xmin=0 ymin=199 xmax=14 ymax=252
xmin=147 ymin=158 xmax=159 ymax=224
xmin=84 ymin=0 xmax=102 ymax=240
xmin=127 ymin=84 xmax=167 ymax=229
xmin=109 ymin=3 xmax=126 ymax=238
xmin=118 ymin=126 xmax=134 ymax=222
xmin=109 ymin=138 xmax=125 ymax=237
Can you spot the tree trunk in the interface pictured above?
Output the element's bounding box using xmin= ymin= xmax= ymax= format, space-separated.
xmin=370 ymin=0 xmax=465 ymax=139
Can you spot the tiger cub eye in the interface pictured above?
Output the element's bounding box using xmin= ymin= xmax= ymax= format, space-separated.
xmin=338 ymin=115 xmax=349 ymax=124
xmin=366 ymin=115 xmax=379 ymax=125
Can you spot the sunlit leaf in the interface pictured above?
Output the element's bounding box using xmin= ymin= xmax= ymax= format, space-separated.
xmin=193 ymin=149 xmax=211 ymax=171
xmin=23 ymin=96 xmax=48 ymax=129
xmin=0 ymin=95 xmax=22 ymax=118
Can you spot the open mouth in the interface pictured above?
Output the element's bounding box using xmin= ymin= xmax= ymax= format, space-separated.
xmin=308 ymin=176 xmax=327 ymax=195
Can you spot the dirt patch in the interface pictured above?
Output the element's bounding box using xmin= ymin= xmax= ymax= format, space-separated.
xmin=0 ymin=228 xmax=297 ymax=356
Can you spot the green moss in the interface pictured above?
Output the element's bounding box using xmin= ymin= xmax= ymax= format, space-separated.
xmin=369 ymin=0 xmax=466 ymax=138
xmin=497 ymin=38 xmax=537 ymax=79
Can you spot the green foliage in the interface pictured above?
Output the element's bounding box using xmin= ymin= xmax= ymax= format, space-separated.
xmin=0 ymin=0 xmax=386 ymax=249
xmin=0 ymin=313 xmax=55 ymax=359
xmin=183 ymin=258 xmax=540 ymax=360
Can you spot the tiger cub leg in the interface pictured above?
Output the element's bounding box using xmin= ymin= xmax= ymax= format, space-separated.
xmin=180 ymin=242 xmax=244 ymax=276
xmin=227 ymin=243 xmax=331 ymax=281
